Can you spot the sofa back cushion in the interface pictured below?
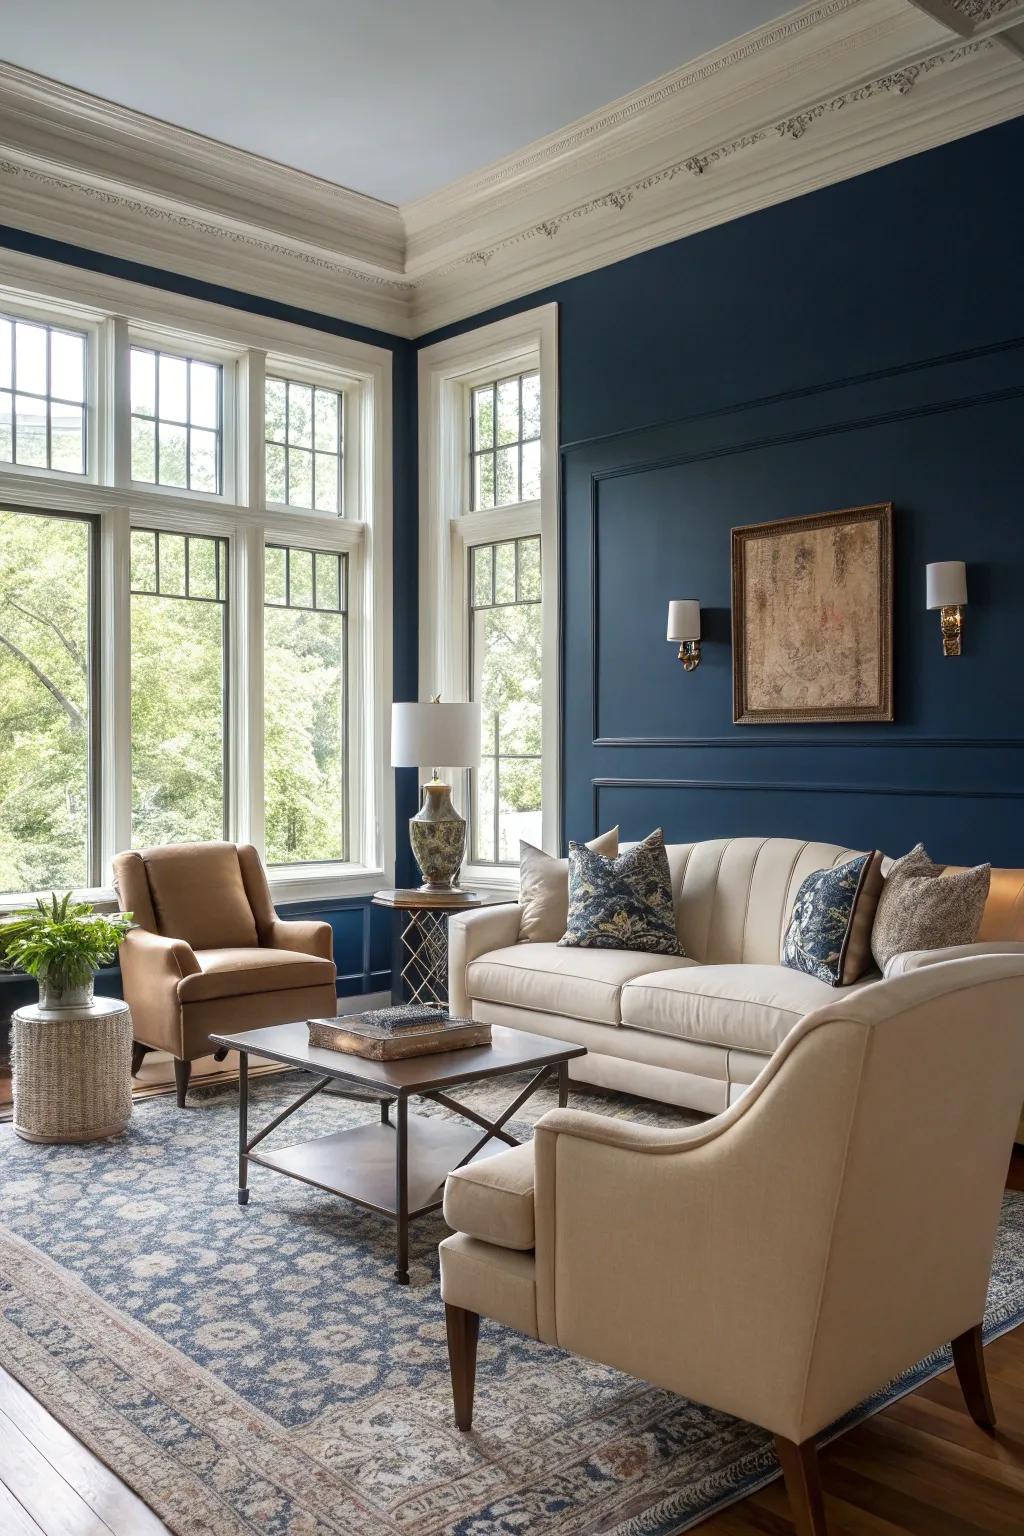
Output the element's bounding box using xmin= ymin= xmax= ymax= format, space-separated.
xmin=140 ymin=842 xmax=260 ymax=950
xmin=617 ymin=837 xmax=1020 ymax=966
xmin=651 ymin=838 xmax=863 ymax=965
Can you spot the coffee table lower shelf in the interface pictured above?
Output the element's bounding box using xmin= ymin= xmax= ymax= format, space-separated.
xmin=246 ymin=1113 xmax=503 ymax=1224
xmin=213 ymin=1020 xmax=586 ymax=1283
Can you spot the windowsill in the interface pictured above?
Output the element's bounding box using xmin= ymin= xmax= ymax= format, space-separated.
xmin=0 ymin=864 xmax=388 ymax=917
xmin=461 ymin=865 xmax=520 ymax=900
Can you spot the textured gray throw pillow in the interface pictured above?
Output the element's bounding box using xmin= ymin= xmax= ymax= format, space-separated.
xmin=871 ymin=843 xmax=990 ymax=972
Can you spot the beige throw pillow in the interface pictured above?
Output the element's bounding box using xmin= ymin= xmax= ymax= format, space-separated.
xmin=518 ymin=827 xmax=619 ymax=944
xmin=871 ymin=842 xmax=991 ymax=971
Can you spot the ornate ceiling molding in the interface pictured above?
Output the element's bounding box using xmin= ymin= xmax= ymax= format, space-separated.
xmin=0 ymin=0 xmax=1021 ymax=338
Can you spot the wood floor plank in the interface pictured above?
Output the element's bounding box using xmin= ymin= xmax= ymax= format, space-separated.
xmin=0 ymin=1479 xmax=46 ymax=1536
xmin=0 ymin=1369 xmax=167 ymax=1536
xmin=0 ymin=1402 xmax=115 ymax=1536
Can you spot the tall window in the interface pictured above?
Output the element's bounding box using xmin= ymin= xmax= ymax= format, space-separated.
xmin=470 ymin=369 xmax=540 ymax=509
xmin=264 ymin=376 xmax=343 ymax=514
xmin=130 ymin=346 xmax=222 ymax=493
xmin=0 ymin=507 xmax=94 ymax=893
xmin=469 ymin=535 xmax=542 ymax=863
xmin=0 ymin=273 xmax=389 ymax=903
xmin=0 ymin=317 xmax=86 ymax=474
xmin=130 ymin=529 xmax=228 ymax=847
xmin=264 ymin=545 xmax=347 ymax=864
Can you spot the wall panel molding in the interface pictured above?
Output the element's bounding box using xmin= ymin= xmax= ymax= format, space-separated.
xmin=584 ymin=349 xmax=1024 ymax=746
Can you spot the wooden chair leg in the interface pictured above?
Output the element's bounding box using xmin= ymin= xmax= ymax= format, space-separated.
xmin=445 ymin=1303 xmax=480 ymax=1431
xmin=775 ymin=1435 xmax=828 ymax=1536
xmin=951 ymin=1323 xmax=996 ymax=1431
xmin=212 ymin=1046 xmax=229 ymax=1063
xmin=173 ymin=1058 xmax=192 ymax=1108
xmin=130 ymin=1042 xmax=149 ymax=1077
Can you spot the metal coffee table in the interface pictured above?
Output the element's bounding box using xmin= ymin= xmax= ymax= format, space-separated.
xmin=210 ymin=1020 xmax=586 ymax=1283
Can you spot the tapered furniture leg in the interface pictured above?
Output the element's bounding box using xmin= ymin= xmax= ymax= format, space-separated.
xmin=212 ymin=1046 xmax=229 ymax=1063
xmin=130 ymin=1042 xmax=148 ymax=1077
xmin=173 ymin=1058 xmax=191 ymax=1108
xmin=774 ymin=1435 xmax=828 ymax=1536
xmin=951 ymin=1323 xmax=996 ymax=1430
xmin=445 ymin=1304 xmax=480 ymax=1431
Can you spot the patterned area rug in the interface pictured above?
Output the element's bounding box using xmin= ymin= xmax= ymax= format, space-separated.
xmin=0 ymin=1072 xmax=1022 ymax=1536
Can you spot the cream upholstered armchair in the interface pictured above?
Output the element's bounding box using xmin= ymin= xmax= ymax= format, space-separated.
xmin=113 ymin=842 xmax=336 ymax=1106
xmin=440 ymin=955 xmax=1024 ymax=1536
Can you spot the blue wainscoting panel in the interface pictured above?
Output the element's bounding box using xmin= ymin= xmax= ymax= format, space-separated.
xmin=418 ymin=116 xmax=1024 ymax=873
xmin=593 ymin=780 xmax=1024 ymax=871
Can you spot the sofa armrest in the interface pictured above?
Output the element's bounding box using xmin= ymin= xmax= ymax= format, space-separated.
xmin=118 ymin=929 xmax=201 ymax=1055
xmin=448 ymin=903 xmax=522 ymax=1018
xmin=884 ymin=940 xmax=1024 ymax=978
xmin=267 ymin=917 xmax=334 ymax=962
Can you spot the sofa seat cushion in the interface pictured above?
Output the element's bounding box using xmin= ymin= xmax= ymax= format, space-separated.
xmin=466 ymin=944 xmax=697 ymax=1027
xmin=178 ymin=947 xmax=335 ymax=1003
xmin=443 ymin=1142 xmax=536 ymax=1251
xmin=620 ymin=963 xmax=873 ymax=1056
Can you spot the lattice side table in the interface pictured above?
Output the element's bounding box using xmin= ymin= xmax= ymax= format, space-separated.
xmin=372 ymin=889 xmax=487 ymax=1007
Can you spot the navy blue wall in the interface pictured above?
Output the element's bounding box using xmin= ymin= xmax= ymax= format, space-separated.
xmin=0 ymin=226 xmax=420 ymax=1017
xmin=421 ymin=117 xmax=1024 ymax=866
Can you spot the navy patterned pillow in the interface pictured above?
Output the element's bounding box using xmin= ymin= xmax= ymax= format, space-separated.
xmin=559 ymin=828 xmax=682 ymax=955
xmin=782 ymin=851 xmax=884 ymax=987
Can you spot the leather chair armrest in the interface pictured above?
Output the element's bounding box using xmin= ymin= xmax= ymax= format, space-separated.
xmin=267 ymin=917 xmax=334 ymax=962
xmin=118 ymin=929 xmax=200 ymax=1055
xmin=120 ymin=927 xmax=201 ymax=982
xmin=448 ymin=903 xmax=522 ymax=1018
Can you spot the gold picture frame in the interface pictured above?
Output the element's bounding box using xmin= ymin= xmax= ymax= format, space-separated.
xmin=731 ymin=502 xmax=893 ymax=725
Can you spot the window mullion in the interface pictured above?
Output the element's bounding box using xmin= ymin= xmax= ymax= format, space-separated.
xmin=237 ymin=349 xmax=265 ymax=512
xmin=109 ymin=318 xmax=131 ymax=488
xmin=99 ymin=504 xmax=132 ymax=879
xmin=234 ymin=521 xmax=264 ymax=851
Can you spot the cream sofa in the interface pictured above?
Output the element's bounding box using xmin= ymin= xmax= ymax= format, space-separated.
xmin=449 ymin=836 xmax=1024 ymax=1114
xmin=439 ymin=954 xmax=1024 ymax=1534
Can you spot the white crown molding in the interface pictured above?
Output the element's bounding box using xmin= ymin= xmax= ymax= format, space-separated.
xmin=0 ymin=0 xmax=1021 ymax=339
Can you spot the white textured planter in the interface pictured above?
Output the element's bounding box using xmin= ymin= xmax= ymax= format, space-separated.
xmin=11 ymin=997 xmax=133 ymax=1143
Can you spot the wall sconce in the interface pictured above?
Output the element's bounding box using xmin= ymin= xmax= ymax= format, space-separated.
xmin=667 ymin=599 xmax=701 ymax=671
xmin=926 ymin=562 xmax=968 ymax=656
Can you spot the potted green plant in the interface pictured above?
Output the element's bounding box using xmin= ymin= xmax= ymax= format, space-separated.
xmin=0 ymin=893 xmax=133 ymax=1010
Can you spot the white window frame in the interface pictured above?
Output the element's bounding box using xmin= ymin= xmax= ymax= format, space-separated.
xmin=262 ymin=358 xmax=358 ymax=518
xmin=126 ymin=326 xmax=238 ymax=503
xmin=0 ymin=249 xmax=393 ymax=910
xmin=418 ymin=304 xmax=559 ymax=892
xmin=0 ymin=292 xmax=106 ymax=485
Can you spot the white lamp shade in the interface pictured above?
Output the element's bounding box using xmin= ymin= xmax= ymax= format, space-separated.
xmin=926 ymin=561 xmax=967 ymax=610
xmin=391 ymin=701 xmax=481 ymax=769
xmin=667 ymin=599 xmax=701 ymax=641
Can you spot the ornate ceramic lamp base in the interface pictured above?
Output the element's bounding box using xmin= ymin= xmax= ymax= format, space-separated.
xmin=409 ymin=782 xmax=466 ymax=892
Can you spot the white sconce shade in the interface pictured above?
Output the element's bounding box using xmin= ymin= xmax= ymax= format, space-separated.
xmin=666 ymin=599 xmax=701 ymax=641
xmin=391 ymin=701 xmax=481 ymax=769
xmin=926 ymin=561 xmax=967 ymax=610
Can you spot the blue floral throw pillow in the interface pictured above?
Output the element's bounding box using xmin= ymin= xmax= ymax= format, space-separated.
xmin=559 ymin=829 xmax=682 ymax=955
xmin=782 ymin=851 xmax=884 ymax=987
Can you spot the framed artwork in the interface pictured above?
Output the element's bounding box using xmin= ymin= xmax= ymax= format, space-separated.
xmin=731 ymin=502 xmax=893 ymax=724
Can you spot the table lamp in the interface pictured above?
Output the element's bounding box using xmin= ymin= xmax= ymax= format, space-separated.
xmin=391 ymin=698 xmax=481 ymax=890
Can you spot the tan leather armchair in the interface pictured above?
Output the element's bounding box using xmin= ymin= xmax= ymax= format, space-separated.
xmin=113 ymin=842 xmax=336 ymax=1106
xmin=439 ymin=954 xmax=1024 ymax=1536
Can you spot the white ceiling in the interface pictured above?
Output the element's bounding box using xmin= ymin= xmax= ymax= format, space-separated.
xmin=0 ymin=0 xmax=795 ymax=205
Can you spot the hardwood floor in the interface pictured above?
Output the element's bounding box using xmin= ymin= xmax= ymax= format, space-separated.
xmin=1 ymin=1148 xmax=1021 ymax=1535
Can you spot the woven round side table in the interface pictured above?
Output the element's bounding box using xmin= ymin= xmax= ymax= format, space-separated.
xmin=11 ymin=997 xmax=133 ymax=1144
